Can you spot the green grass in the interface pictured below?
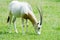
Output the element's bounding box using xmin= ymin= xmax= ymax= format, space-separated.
xmin=0 ymin=0 xmax=60 ymax=40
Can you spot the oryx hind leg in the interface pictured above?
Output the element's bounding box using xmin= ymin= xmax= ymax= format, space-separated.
xmin=26 ymin=19 xmax=28 ymax=33
xmin=8 ymin=11 xmax=12 ymax=33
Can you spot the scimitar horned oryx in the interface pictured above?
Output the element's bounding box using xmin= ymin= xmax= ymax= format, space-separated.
xmin=7 ymin=1 xmax=42 ymax=35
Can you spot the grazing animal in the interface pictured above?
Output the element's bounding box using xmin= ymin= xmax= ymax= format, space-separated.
xmin=7 ymin=0 xmax=42 ymax=35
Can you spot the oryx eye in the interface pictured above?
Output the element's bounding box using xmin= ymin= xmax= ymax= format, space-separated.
xmin=38 ymin=27 xmax=40 ymax=30
xmin=37 ymin=23 xmax=39 ymax=25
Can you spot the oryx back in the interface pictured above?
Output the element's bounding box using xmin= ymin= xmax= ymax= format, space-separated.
xmin=9 ymin=1 xmax=32 ymax=17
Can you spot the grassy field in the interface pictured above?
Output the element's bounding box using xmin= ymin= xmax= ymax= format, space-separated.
xmin=0 ymin=0 xmax=60 ymax=40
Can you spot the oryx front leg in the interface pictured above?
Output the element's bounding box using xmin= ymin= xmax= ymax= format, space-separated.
xmin=22 ymin=18 xmax=25 ymax=34
xmin=13 ymin=17 xmax=18 ymax=33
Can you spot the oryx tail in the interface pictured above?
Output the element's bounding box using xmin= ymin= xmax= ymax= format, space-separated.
xmin=7 ymin=16 xmax=10 ymax=23
xmin=7 ymin=11 xmax=12 ymax=23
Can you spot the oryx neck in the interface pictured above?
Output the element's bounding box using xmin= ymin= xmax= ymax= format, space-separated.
xmin=28 ymin=11 xmax=38 ymax=26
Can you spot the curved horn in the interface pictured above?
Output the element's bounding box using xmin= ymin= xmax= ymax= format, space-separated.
xmin=37 ymin=7 xmax=42 ymax=25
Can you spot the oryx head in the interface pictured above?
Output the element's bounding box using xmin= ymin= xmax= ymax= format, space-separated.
xmin=35 ymin=7 xmax=42 ymax=35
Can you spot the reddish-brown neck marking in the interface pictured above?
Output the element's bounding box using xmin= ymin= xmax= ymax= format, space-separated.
xmin=28 ymin=11 xmax=38 ymax=25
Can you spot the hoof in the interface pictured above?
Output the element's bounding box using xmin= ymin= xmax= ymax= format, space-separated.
xmin=8 ymin=31 xmax=12 ymax=33
xmin=15 ymin=31 xmax=18 ymax=33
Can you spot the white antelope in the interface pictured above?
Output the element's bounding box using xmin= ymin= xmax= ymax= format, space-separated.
xmin=7 ymin=0 xmax=42 ymax=35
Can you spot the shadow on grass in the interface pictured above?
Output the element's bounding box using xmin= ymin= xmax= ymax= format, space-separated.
xmin=53 ymin=27 xmax=60 ymax=31
xmin=0 ymin=31 xmax=39 ymax=36
xmin=56 ymin=27 xmax=60 ymax=30
xmin=26 ymin=32 xmax=38 ymax=35
xmin=0 ymin=31 xmax=8 ymax=34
